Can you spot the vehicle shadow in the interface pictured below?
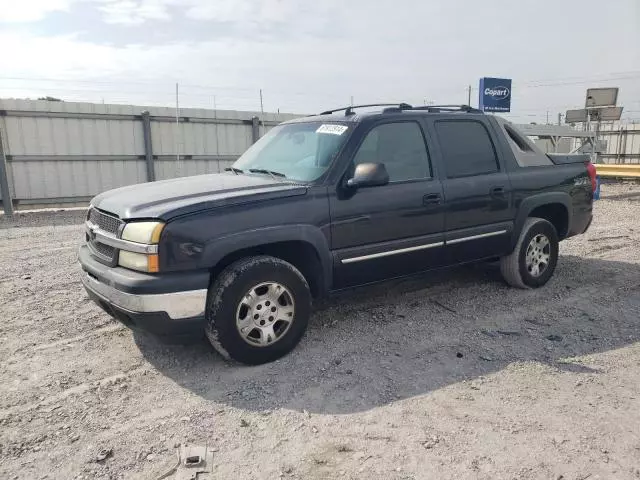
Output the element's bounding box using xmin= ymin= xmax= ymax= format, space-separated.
xmin=133 ymin=254 xmax=640 ymax=415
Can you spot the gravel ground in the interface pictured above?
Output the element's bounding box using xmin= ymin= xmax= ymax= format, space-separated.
xmin=1 ymin=183 xmax=640 ymax=480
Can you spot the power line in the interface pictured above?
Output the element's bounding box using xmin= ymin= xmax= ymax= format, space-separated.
xmin=2 ymin=72 xmax=638 ymax=116
xmin=1 ymin=71 xmax=639 ymax=98
xmin=517 ymin=71 xmax=640 ymax=85
xmin=517 ymin=74 xmax=640 ymax=89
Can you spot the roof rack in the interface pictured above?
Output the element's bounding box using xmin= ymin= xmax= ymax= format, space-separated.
xmin=317 ymin=103 xmax=483 ymax=116
xmin=410 ymin=104 xmax=483 ymax=113
xmin=319 ymin=103 xmax=413 ymax=116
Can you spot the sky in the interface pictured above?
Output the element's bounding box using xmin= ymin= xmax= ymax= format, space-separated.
xmin=0 ymin=0 xmax=639 ymax=123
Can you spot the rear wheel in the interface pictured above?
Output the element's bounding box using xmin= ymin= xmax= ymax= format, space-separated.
xmin=205 ymin=256 xmax=311 ymax=365
xmin=500 ymin=217 xmax=559 ymax=289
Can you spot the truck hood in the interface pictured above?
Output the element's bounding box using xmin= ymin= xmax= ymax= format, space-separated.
xmin=90 ymin=173 xmax=307 ymax=220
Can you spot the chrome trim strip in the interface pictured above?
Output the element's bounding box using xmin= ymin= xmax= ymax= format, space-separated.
xmin=340 ymin=230 xmax=509 ymax=264
xmin=446 ymin=229 xmax=508 ymax=245
xmin=341 ymin=241 xmax=444 ymax=264
xmin=81 ymin=272 xmax=206 ymax=320
xmin=86 ymin=222 xmax=158 ymax=254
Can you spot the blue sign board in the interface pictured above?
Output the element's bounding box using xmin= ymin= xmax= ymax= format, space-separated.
xmin=479 ymin=77 xmax=512 ymax=112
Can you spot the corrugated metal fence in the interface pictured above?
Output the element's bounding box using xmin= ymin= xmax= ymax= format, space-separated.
xmin=596 ymin=122 xmax=640 ymax=164
xmin=0 ymin=98 xmax=298 ymax=212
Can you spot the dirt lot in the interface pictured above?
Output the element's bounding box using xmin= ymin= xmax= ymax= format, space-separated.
xmin=1 ymin=183 xmax=639 ymax=480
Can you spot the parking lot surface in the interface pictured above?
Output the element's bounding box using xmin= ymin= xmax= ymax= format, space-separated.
xmin=1 ymin=184 xmax=639 ymax=480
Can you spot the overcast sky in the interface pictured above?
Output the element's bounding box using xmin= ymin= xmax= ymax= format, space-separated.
xmin=0 ymin=0 xmax=639 ymax=122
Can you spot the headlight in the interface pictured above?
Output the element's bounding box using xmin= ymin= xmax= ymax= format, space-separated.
xmin=118 ymin=221 xmax=164 ymax=272
xmin=118 ymin=251 xmax=160 ymax=273
xmin=121 ymin=221 xmax=164 ymax=244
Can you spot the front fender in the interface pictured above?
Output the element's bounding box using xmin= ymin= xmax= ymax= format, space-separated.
xmin=165 ymin=224 xmax=333 ymax=292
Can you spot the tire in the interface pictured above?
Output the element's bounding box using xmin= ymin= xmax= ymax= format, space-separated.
xmin=205 ymin=256 xmax=311 ymax=365
xmin=500 ymin=217 xmax=559 ymax=289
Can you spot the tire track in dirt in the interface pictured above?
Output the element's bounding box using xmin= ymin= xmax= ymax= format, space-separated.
xmin=0 ymin=365 xmax=148 ymax=419
xmin=6 ymin=323 xmax=125 ymax=358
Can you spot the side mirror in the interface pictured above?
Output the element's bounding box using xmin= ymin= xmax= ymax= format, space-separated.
xmin=346 ymin=163 xmax=389 ymax=188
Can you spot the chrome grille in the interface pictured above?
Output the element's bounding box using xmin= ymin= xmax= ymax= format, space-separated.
xmin=88 ymin=208 xmax=122 ymax=234
xmin=87 ymin=208 xmax=122 ymax=264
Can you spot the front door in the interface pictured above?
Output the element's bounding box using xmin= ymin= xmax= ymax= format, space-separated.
xmin=329 ymin=120 xmax=446 ymax=289
xmin=431 ymin=118 xmax=513 ymax=263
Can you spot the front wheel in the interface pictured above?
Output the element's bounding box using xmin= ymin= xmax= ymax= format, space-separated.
xmin=500 ymin=217 xmax=559 ymax=289
xmin=205 ymin=256 xmax=311 ymax=365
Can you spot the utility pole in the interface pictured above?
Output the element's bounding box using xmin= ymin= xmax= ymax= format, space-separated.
xmin=467 ymin=85 xmax=472 ymax=106
xmin=350 ymin=96 xmax=354 ymax=106
xmin=546 ymin=111 xmax=550 ymax=124
xmin=557 ymin=113 xmax=562 ymax=125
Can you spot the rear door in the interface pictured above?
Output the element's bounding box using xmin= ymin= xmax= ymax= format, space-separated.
xmin=329 ymin=119 xmax=446 ymax=288
xmin=429 ymin=117 xmax=514 ymax=262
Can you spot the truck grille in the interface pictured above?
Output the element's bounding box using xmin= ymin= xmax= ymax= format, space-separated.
xmin=88 ymin=208 xmax=122 ymax=235
xmin=94 ymin=242 xmax=116 ymax=259
xmin=87 ymin=208 xmax=122 ymax=265
xmin=87 ymin=236 xmax=118 ymax=264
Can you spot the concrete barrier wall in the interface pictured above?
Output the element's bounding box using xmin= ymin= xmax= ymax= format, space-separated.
xmin=0 ymin=98 xmax=298 ymax=208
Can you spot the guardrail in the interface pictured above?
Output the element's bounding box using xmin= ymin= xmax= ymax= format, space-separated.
xmin=596 ymin=164 xmax=640 ymax=178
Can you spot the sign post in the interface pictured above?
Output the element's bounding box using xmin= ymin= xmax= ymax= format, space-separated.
xmin=479 ymin=77 xmax=512 ymax=113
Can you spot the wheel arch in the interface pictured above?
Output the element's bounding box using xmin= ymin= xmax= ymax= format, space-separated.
xmin=204 ymin=225 xmax=332 ymax=298
xmin=513 ymin=193 xmax=571 ymax=249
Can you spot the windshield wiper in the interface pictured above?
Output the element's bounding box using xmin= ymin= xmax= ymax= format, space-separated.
xmin=224 ymin=167 xmax=244 ymax=175
xmin=248 ymin=168 xmax=287 ymax=179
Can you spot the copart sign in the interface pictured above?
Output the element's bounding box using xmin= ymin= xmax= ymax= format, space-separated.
xmin=479 ymin=77 xmax=512 ymax=112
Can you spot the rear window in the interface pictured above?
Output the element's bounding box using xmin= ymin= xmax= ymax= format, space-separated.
xmin=505 ymin=125 xmax=534 ymax=152
xmin=435 ymin=120 xmax=499 ymax=178
xmin=498 ymin=121 xmax=554 ymax=167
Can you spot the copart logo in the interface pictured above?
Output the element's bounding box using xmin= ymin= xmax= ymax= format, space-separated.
xmin=484 ymin=87 xmax=510 ymax=99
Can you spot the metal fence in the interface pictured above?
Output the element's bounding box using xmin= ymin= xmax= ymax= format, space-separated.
xmin=0 ymin=98 xmax=299 ymax=213
xmin=3 ymin=99 xmax=638 ymax=215
xmin=596 ymin=122 xmax=640 ymax=164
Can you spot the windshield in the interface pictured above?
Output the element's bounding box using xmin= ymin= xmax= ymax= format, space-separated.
xmin=232 ymin=122 xmax=351 ymax=182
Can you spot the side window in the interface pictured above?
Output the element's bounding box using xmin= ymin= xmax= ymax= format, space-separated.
xmin=352 ymin=122 xmax=431 ymax=182
xmin=435 ymin=120 xmax=499 ymax=178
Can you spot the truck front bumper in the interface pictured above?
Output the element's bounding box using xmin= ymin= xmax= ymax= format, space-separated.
xmin=78 ymin=245 xmax=208 ymax=339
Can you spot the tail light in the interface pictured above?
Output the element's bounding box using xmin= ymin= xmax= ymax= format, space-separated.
xmin=585 ymin=161 xmax=597 ymax=193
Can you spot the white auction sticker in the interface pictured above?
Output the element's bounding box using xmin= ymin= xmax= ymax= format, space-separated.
xmin=316 ymin=124 xmax=348 ymax=135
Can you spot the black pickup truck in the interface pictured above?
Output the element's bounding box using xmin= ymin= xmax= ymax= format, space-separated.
xmin=79 ymin=103 xmax=595 ymax=364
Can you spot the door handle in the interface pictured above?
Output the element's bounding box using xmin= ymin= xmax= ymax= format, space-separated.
xmin=490 ymin=186 xmax=505 ymax=197
xmin=423 ymin=193 xmax=442 ymax=205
